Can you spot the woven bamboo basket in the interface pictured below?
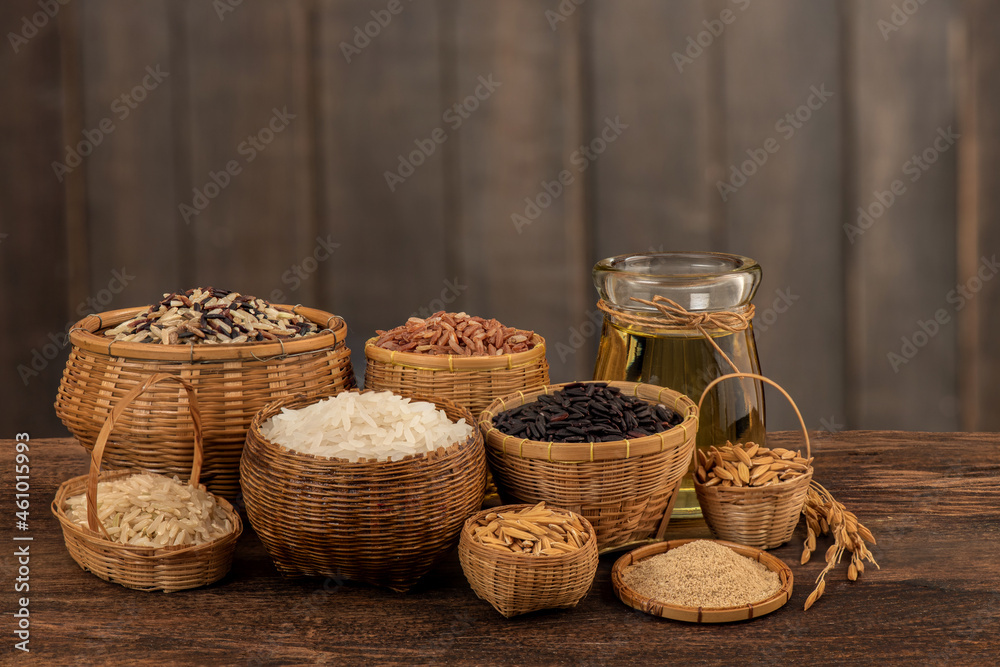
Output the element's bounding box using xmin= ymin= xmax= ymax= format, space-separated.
xmin=479 ymin=381 xmax=698 ymax=552
xmin=240 ymin=389 xmax=487 ymax=592
xmin=51 ymin=374 xmax=243 ymax=593
xmin=55 ymin=304 xmax=354 ymax=497
xmin=458 ymin=504 xmax=599 ymax=618
xmin=363 ymin=334 xmax=549 ymax=416
xmin=694 ymin=373 xmax=813 ymax=549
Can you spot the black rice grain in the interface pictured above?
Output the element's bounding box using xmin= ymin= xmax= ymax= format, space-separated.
xmin=492 ymin=382 xmax=683 ymax=443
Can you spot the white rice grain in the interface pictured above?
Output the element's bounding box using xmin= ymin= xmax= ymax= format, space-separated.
xmin=260 ymin=391 xmax=472 ymax=462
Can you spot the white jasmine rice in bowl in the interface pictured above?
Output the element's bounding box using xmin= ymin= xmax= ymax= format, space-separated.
xmin=260 ymin=391 xmax=473 ymax=462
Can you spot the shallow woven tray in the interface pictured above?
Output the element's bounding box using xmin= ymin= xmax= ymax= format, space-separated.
xmin=479 ymin=381 xmax=698 ymax=551
xmin=611 ymin=539 xmax=793 ymax=623
xmin=56 ymin=304 xmax=354 ymax=497
xmin=240 ymin=389 xmax=487 ymax=592
xmin=51 ymin=374 xmax=243 ymax=593
xmin=458 ymin=504 xmax=599 ymax=618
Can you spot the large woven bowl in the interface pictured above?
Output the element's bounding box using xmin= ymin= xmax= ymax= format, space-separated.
xmin=458 ymin=504 xmax=599 ymax=618
xmin=51 ymin=374 xmax=243 ymax=593
xmin=694 ymin=372 xmax=814 ymax=549
xmin=363 ymin=333 xmax=549 ymax=416
xmin=240 ymin=389 xmax=487 ymax=592
xmin=55 ymin=305 xmax=354 ymax=497
xmin=479 ymin=381 xmax=698 ymax=552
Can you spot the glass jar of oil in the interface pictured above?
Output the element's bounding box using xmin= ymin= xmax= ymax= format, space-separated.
xmin=592 ymin=252 xmax=766 ymax=519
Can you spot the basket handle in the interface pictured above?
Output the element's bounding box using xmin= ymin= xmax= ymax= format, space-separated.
xmin=695 ymin=372 xmax=810 ymax=462
xmin=86 ymin=373 xmax=204 ymax=538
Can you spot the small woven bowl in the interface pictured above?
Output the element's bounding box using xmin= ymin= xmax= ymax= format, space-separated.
xmin=693 ymin=373 xmax=813 ymax=549
xmin=51 ymin=374 xmax=243 ymax=593
xmin=241 ymin=389 xmax=487 ymax=592
xmin=458 ymin=504 xmax=599 ymax=618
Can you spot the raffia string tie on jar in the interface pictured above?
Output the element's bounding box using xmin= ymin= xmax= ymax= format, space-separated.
xmin=597 ymin=295 xmax=756 ymax=374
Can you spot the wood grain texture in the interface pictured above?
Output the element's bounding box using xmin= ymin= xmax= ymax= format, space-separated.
xmin=584 ymin=0 xmax=720 ymax=380
xmin=316 ymin=0 xmax=450 ymax=378
xmin=963 ymin=0 xmax=1000 ymax=430
xmin=4 ymin=2 xmax=998 ymax=437
xmin=845 ymin=0 xmax=960 ymax=430
xmin=181 ymin=0 xmax=317 ymax=306
xmin=587 ymin=1 xmax=719 ymax=253
xmin=720 ymin=0 xmax=845 ymax=433
xmin=452 ymin=0 xmax=588 ymax=383
xmin=0 ymin=0 xmax=70 ymax=436
xmin=79 ymin=0 xmax=180 ymax=308
xmin=12 ymin=431 xmax=1000 ymax=664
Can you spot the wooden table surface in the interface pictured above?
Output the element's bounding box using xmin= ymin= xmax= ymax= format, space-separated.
xmin=4 ymin=431 xmax=998 ymax=665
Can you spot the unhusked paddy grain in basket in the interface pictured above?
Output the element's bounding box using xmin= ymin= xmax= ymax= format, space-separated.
xmin=260 ymin=391 xmax=472 ymax=462
xmin=65 ymin=474 xmax=234 ymax=547
xmin=622 ymin=540 xmax=780 ymax=608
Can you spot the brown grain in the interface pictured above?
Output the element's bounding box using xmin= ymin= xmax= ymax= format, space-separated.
xmin=374 ymin=311 xmax=535 ymax=356
xmin=799 ymin=481 xmax=879 ymax=610
xmin=700 ymin=441 xmax=813 ymax=488
xmin=468 ymin=502 xmax=589 ymax=556
xmin=620 ymin=540 xmax=780 ymax=608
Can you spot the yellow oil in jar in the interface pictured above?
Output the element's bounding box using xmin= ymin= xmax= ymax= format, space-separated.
xmin=593 ymin=319 xmax=766 ymax=519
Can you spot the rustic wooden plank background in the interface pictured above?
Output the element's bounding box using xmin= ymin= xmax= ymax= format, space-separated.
xmin=1 ymin=0 xmax=994 ymax=437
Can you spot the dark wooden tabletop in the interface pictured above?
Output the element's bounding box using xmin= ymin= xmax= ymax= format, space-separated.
xmin=4 ymin=431 xmax=998 ymax=665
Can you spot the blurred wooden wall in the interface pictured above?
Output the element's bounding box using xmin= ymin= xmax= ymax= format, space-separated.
xmin=2 ymin=0 xmax=997 ymax=437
